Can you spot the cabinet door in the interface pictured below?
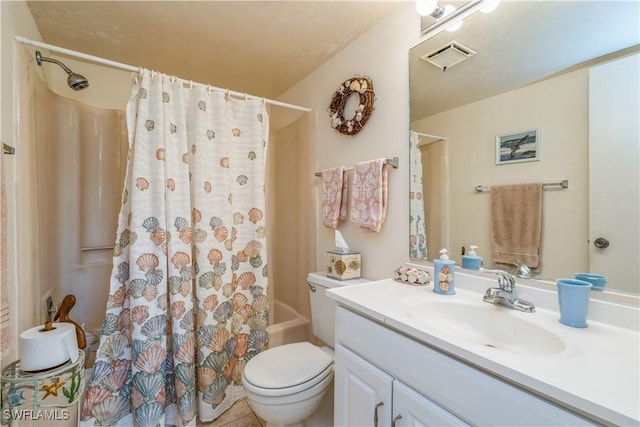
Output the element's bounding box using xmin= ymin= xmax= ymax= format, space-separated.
xmin=392 ymin=381 xmax=469 ymax=427
xmin=334 ymin=344 xmax=393 ymax=427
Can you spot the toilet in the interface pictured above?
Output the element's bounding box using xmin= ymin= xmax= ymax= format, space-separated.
xmin=242 ymin=272 xmax=370 ymax=427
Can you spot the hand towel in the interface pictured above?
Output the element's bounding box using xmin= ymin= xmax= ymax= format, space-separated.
xmin=321 ymin=166 xmax=348 ymax=228
xmin=350 ymin=159 xmax=388 ymax=232
xmin=491 ymin=183 xmax=543 ymax=269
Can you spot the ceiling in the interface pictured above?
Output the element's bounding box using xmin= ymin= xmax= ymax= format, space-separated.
xmin=26 ymin=1 xmax=404 ymax=99
xmin=410 ymin=1 xmax=640 ymax=121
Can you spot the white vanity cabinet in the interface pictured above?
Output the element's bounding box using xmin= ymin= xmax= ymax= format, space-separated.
xmin=335 ymin=342 xmax=468 ymax=426
xmin=334 ymin=306 xmax=597 ymax=427
xmin=392 ymin=381 xmax=469 ymax=427
xmin=334 ymin=343 xmax=393 ymax=427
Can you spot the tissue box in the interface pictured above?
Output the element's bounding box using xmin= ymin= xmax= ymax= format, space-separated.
xmin=327 ymin=250 xmax=361 ymax=280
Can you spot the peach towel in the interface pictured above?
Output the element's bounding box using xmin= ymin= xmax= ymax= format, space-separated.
xmin=351 ymin=159 xmax=388 ymax=232
xmin=321 ymin=166 xmax=348 ymax=228
xmin=491 ymin=183 xmax=543 ymax=269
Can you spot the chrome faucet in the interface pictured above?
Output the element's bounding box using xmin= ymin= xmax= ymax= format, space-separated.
xmin=480 ymin=268 xmax=535 ymax=312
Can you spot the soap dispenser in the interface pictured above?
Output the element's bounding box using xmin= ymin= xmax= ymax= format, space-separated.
xmin=434 ymin=248 xmax=456 ymax=295
xmin=462 ymin=245 xmax=483 ymax=270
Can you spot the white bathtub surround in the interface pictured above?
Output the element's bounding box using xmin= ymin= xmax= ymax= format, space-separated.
xmin=0 ymin=141 xmax=11 ymax=360
xmin=328 ymin=270 xmax=639 ymax=425
xmin=267 ymin=300 xmax=311 ymax=348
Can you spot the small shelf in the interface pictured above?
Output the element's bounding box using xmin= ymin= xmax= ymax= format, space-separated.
xmin=1 ymin=351 xmax=85 ymax=426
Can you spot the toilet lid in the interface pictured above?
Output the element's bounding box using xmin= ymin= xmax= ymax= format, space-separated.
xmin=243 ymin=342 xmax=333 ymax=389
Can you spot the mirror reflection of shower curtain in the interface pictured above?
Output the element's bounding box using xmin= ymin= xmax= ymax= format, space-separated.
xmin=420 ymin=137 xmax=449 ymax=260
xmin=409 ymin=131 xmax=427 ymax=259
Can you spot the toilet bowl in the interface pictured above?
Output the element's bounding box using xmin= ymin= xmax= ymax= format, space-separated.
xmin=242 ymin=342 xmax=334 ymax=426
xmin=242 ymin=272 xmax=370 ymax=427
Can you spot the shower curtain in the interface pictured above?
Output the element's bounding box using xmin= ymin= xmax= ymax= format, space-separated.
xmin=409 ymin=131 xmax=427 ymax=260
xmin=81 ymin=70 xmax=270 ymax=426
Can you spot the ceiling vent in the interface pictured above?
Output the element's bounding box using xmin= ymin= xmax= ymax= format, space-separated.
xmin=421 ymin=41 xmax=476 ymax=70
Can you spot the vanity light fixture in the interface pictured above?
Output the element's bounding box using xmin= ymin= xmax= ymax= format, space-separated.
xmin=420 ymin=0 xmax=500 ymax=37
xmin=417 ymin=1 xmax=464 ymax=32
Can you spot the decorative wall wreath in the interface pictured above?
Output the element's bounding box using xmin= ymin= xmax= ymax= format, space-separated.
xmin=328 ymin=76 xmax=375 ymax=136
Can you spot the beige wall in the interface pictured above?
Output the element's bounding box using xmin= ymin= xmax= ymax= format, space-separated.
xmin=278 ymin=3 xmax=422 ymax=280
xmin=412 ymin=68 xmax=590 ymax=279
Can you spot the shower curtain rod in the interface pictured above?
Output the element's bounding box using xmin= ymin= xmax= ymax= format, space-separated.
xmin=15 ymin=35 xmax=312 ymax=113
xmin=413 ymin=131 xmax=445 ymax=140
xmin=412 ymin=131 xmax=446 ymax=147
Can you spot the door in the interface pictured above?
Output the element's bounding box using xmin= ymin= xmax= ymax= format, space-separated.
xmin=589 ymin=53 xmax=640 ymax=293
xmin=334 ymin=344 xmax=393 ymax=427
xmin=392 ymin=381 xmax=469 ymax=427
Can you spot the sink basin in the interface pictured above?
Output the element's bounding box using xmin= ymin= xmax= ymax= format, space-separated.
xmin=406 ymin=301 xmax=565 ymax=355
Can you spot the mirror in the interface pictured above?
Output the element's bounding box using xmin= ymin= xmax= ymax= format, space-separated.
xmin=409 ymin=1 xmax=640 ymax=294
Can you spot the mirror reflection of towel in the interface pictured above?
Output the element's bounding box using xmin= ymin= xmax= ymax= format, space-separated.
xmin=321 ymin=166 xmax=348 ymax=228
xmin=351 ymin=159 xmax=388 ymax=233
xmin=491 ymin=183 xmax=543 ymax=269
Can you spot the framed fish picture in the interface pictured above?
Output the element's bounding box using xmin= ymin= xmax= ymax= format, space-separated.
xmin=495 ymin=128 xmax=540 ymax=165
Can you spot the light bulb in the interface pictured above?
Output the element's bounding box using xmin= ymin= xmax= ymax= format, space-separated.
xmin=481 ymin=0 xmax=500 ymax=13
xmin=416 ymin=0 xmax=438 ymax=16
xmin=442 ymin=4 xmax=456 ymax=17
xmin=437 ymin=4 xmax=462 ymax=31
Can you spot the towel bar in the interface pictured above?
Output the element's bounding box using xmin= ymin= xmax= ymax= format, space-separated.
xmin=474 ymin=180 xmax=568 ymax=193
xmin=314 ymin=157 xmax=399 ymax=177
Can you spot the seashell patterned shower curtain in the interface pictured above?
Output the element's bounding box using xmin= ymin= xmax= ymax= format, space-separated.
xmin=81 ymin=69 xmax=270 ymax=426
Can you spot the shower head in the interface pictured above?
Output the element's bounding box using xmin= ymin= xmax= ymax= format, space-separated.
xmin=35 ymin=50 xmax=89 ymax=91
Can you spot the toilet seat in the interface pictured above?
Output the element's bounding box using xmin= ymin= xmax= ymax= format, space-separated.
xmin=243 ymin=342 xmax=334 ymax=397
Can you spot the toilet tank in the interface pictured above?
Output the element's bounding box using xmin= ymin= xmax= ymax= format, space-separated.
xmin=307 ymin=272 xmax=370 ymax=347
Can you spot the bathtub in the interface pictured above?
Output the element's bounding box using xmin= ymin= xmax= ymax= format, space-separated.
xmin=267 ymin=300 xmax=311 ymax=348
xmin=85 ymin=300 xmax=309 ymax=364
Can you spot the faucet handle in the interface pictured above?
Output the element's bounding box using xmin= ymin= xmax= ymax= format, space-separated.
xmin=480 ymin=268 xmax=516 ymax=292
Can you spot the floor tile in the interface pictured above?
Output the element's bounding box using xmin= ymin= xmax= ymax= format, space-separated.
xmin=219 ymin=413 xmax=263 ymax=427
xmin=196 ymin=399 xmax=255 ymax=427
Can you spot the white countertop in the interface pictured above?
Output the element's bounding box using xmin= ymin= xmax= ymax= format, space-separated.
xmin=327 ymin=276 xmax=640 ymax=426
